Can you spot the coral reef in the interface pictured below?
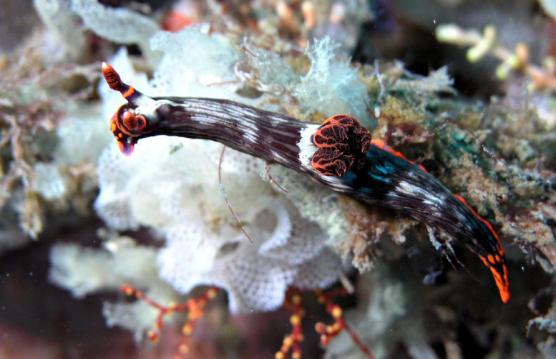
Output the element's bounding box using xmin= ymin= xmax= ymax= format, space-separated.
xmin=0 ymin=0 xmax=554 ymax=357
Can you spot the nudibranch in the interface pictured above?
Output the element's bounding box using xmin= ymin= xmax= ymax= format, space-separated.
xmin=101 ymin=63 xmax=510 ymax=303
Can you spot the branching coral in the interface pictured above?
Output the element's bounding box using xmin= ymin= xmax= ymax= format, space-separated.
xmin=276 ymin=287 xmax=373 ymax=359
xmin=49 ymin=237 xmax=180 ymax=341
xmin=119 ymin=284 xmax=220 ymax=353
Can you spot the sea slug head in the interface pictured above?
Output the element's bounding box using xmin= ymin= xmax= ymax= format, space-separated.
xmin=109 ymin=104 xmax=151 ymax=155
xmin=102 ymin=62 xmax=158 ymax=155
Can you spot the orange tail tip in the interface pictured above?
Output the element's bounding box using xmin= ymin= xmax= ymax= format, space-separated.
xmin=480 ymin=255 xmax=510 ymax=303
xmin=453 ymin=194 xmax=510 ymax=303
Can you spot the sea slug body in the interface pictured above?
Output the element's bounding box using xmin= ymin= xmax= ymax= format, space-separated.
xmin=101 ymin=62 xmax=510 ymax=303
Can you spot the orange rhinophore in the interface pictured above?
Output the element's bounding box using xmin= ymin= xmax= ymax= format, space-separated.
xmin=102 ymin=62 xmax=136 ymax=100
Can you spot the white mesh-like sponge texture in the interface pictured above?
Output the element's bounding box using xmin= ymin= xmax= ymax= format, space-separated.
xmin=96 ymin=137 xmax=344 ymax=313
